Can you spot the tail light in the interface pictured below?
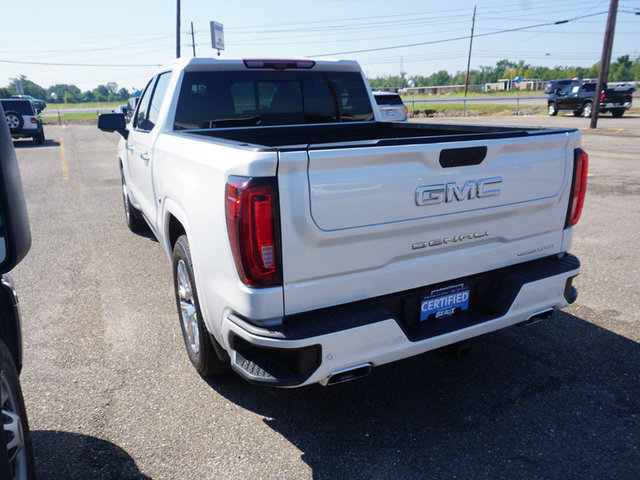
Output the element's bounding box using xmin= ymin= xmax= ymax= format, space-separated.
xmin=243 ymin=59 xmax=315 ymax=70
xmin=225 ymin=176 xmax=281 ymax=287
xmin=600 ymin=91 xmax=605 ymax=102
xmin=565 ymin=148 xmax=588 ymax=228
xmin=30 ymin=118 xmax=37 ymax=124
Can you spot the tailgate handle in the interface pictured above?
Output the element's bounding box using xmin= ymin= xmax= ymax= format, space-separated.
xmin=439 ymin=146 xmax=487 ymax=168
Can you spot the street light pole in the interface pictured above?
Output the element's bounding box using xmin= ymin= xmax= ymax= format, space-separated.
xmin=176 ymin=0 xmax=181 ymax=58
xmin=590 ymin=0 xmax=618 ymax=129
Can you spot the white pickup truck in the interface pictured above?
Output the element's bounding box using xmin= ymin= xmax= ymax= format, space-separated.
xmin=98 ymin=57 xmax=587 ymax=387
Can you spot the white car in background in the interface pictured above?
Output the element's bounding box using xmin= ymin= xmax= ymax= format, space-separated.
xmin=372 ymin=91 xmax=408 ymax=121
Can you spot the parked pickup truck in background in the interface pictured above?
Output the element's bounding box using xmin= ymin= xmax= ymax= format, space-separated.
xmin=98 ymin=57 xmax=587 ymax=388
xmin=547 ymin=80 xmax=635 ymax=117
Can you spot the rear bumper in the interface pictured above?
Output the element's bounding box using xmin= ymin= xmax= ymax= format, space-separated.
xmin=600 ymin=102 xmax=631 ymax=110
xmin=221 ymin=253 xmax=580 ymax=387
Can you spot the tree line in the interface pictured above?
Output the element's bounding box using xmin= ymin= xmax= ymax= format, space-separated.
xmin=1 ymin=56 xmax=638 ymax=102
xmin=0 ymin=76 xmax=135 ymax=103
xmin=367 ymin=55 xmax=639 ymax=89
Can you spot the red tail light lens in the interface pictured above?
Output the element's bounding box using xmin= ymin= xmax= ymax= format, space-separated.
xmin=600 ymin=91 xmax=605 ymax=102
xmin=566 ymin=148 xmax=588 ymax=228
xmin=225 ymin=176 xmax=281 ymax=287
xmin=30 ymin=118 xmax=37 ymax=124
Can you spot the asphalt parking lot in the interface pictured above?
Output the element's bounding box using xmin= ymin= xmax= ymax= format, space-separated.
xmin=10 ymin=113 xmax=640 ymax=479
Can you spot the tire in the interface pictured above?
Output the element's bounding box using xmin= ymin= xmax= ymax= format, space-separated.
xmin=0 ymin=340 xmax=36 ymax=480
xmin=120 ymin=167 xmax=147 ymax=233
xmin=4 ymin=112 xmax=23 ymax=133
xmin=611 ymin=109 xmax=624 ymax=118
xmin=33 ymin=125 xmax=44 ymax=145
xmin=573 ymin=109 xmax=582 ymax=117
xmin=582 ymin=102 xmax=593 ymax=118
xmin=547 ymin=102 xmax=558 ymax=116
xmin=172 ymin=235 xmax=230 ymax=377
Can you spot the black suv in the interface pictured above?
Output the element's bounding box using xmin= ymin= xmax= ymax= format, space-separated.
xmin=9 ymin=95 xmax=45 ymax=114
xmin=0 ymin=103 xmax=36 ymax=478
xmin=1 ymin=100 xmax=45 ymax=145
xmin=543 ymin=79 xmax=573 ymax=94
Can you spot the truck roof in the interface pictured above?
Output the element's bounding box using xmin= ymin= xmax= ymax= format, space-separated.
xmin=157 ymin=57 xmax=362 ymax=74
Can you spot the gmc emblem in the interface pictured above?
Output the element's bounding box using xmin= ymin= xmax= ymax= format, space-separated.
xmin=416 ymin=177 xmax=502 ymax=206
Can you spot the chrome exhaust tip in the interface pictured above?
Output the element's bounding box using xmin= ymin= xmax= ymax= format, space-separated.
xmin=325 ymin=363 xmax=372 ymax=386
xmin=523 ymin=307 xmax=554 ymax=326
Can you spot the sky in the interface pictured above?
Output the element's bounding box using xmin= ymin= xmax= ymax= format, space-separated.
xmin=1 ymin=0 xmax=639 ymax=93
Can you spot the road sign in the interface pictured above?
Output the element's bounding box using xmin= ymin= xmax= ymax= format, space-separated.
xmin=210 ymin=22 xmax=225 ymax=51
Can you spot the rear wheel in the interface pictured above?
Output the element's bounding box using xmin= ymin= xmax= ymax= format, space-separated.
xmin=4 ymin=112 xmax=22 ymax=133
xmin=172 ymin=235 xmax=230 ymax=377
xmin=582 ymin=102 xmax=593 ymax=118
xmin=611 ymin=109 xmax=624 ymax=118
xmin=120 ymin=167 xmax=147 ymax=233
xmin=33 ymin=126 xmax=44 ymax=145
xmin=0 ymin=341 xmax=36 ymax=479
xmin=547 ymin=102 xmax=558 ymax=116
xmin=573 ymin=108 xmax=582 ymax=117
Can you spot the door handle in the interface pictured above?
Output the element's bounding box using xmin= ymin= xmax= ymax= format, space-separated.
xmin=140 ymin=152 xmax=150 ymax=164
xmin=125 ymin=143 xmax=134 ymax=152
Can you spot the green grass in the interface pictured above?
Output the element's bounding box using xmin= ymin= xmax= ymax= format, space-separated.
xmin=43 ymin=101 xmax=122 ymax=110
xmin=41 ymin=112 xmax=100 ymax=124
xmin=409 ymin=103 xmax=542 ymax=117
xmin=402 ymin=90 xmax=547 ymax=100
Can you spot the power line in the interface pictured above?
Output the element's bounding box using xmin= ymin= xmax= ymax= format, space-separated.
xmin=0 ymin=59 xmax=160 ymax=68
xmin=310 ymin=11 xmax=608 ymax=57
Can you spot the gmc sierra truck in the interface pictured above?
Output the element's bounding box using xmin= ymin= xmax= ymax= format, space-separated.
xmin=98 ymin=57 xmax=587 ymax=387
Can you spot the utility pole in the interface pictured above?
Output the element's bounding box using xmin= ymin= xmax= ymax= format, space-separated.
xmin=590 ymin=0 xmax=618 ymax=129
xmin=191 ymin=21 xmax=197 ymax=57
xmin=176 ymin=0 xmax=181 ymax=58
xmin=463 ymin=6 xmax=476 ymax=117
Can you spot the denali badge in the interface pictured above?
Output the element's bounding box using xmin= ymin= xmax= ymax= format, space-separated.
xmin=416 ymin=177 xmax=502 ymax=206
xmin=412 ymin=230 xmax=490 ymax=250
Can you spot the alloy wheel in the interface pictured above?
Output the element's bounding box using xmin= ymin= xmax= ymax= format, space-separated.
xmin=177 ymin=260 xmax=199 ymax=354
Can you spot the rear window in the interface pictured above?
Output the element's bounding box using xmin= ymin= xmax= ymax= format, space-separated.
xmin=174 ymin=70 xmax=374 ymax=129
xmin=374 ymin=94 xmax=404 ymax=106
xmin=1 ymin=100 xmax=35 ymax=116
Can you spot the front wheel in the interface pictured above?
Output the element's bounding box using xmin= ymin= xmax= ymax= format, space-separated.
xmin=547 ymin=102 xmax=558 ymax=116
xmin=582 ymin=102 xmax=593 ymax=118
xmin=0 ymin=341 xmax=36 ymax=479
xmin=172 ymin=235 xmax=230 ymax=377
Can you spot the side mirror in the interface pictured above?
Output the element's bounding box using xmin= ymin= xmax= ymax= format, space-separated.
xmin=98 ymin=113 xmax=128 ymax=139
xmin=0 ymin=105 xmax=31 ymax=273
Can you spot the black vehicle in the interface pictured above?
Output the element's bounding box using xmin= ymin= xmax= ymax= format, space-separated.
xmin=543 ymin=79 xmax=573 ymax=94
xmin=0 ymin=103 xmax=36 ymax=479
xmin=547 ymin=81 xmax=635 ymax=118
xmin=1 ymin=99 xmax=45 ymax=145
xmin=9 ymin=95 xmax=45 ymax=114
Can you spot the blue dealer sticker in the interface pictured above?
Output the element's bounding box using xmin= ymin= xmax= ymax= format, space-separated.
xmin=420 ymin=283 xmax=470 ymax=321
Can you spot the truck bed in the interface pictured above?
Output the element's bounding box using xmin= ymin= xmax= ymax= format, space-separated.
xmin=184 ymin=121 xmax=576 ymax=150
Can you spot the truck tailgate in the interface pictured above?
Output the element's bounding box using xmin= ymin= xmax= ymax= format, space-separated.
xmin=278 ymin=131 xmax=580 ymax=315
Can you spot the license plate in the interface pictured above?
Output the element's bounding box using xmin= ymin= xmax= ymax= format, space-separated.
xmin=420 ymin=283 xmax=470 ymax=321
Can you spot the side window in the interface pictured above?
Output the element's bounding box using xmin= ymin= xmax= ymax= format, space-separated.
xmin=134 ymin=79 xmax=155 ymax=131
xmin=147 ymin=72 xmax=172 ymax=130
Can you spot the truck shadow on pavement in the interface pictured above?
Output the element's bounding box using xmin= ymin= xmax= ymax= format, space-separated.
xmin=208 ymin=309 xmax=640 ymax=479
xmin=12 ymin=139 xmax=60 ymax=148
xmin=31 ymin=431 xmax=151 ymax=480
